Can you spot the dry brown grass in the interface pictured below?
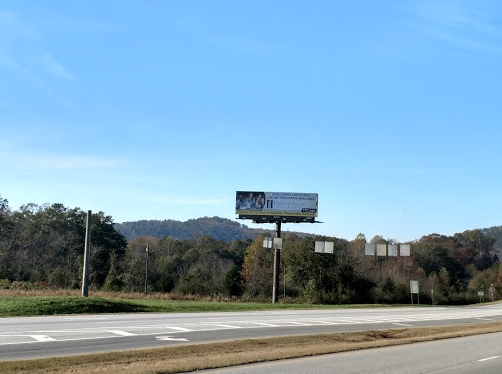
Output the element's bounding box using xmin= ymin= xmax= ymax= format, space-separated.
xmin=0 ymin=289 xmax=250 ymax=302
xmin=2 ymin=322 xmax=502 ymax=374
xmin=0 ymin=289 xmax=208 ymax=300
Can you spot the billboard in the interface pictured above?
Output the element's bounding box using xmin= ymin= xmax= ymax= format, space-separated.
xmin=376 ymin=244 xmax=387 ymax=256
xmin=236 ymin=191 xmax=318 ymax=223
xmin=400 ymin=244 xmax=411 ymax=256
xmin=315 ymin=241 xmax=334 ymax=254
xmin=364 ymin=243 xmax=375 ymax=256
xmin=388 ymin=244 xmax=398 ymax=256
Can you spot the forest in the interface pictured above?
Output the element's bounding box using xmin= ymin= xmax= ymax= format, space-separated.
xmin=1 ymin=195 xmax=501 ymax=305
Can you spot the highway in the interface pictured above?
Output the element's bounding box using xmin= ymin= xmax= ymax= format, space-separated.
xmin=192 ymin=332 xmax=502 ymax=374
xmin=1 ymin=304 xmax=502 ymax=361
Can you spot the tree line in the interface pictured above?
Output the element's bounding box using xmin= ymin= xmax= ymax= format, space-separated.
xmin=0 ymin=195 xmax=500 ymax=304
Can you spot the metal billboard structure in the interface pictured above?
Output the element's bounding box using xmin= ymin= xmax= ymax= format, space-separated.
xmin=237 ymin=190 xmax=319 ymax=303
xmin=364 ymin=243 xmax=411 ymax=257
xmin=400 ymin=244 xmax=411 ymax=256
xmin=376 ymin=244 xmax=387 ymax=257
xmin=365 ymin=243 xmax=375 ymax=256
xmin=315 ymin=241 xmax=334 ymax=254
xmin=388 ymin=244 xmax=398 ymax=257
xmin=236 ymin=191 xmax=318 ymax=223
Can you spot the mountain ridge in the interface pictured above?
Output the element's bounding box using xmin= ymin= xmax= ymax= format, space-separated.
xmin=115 ymin=217 xmax=502 ymax=250
xmin=114 ymin=216 xmax=311 ymax=242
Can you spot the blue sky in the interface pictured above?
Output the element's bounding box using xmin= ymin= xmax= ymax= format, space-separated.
xmin=1 ymin=0 xmax=501 ymax=242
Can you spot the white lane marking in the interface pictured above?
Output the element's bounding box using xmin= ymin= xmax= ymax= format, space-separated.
xmin=478 ymin=356 xmax=499 ymax=362
xmin=156 ymin=336 xmax=189 ymax=341
xmin=314 ymin=321 xmax=340 ymax=325
xmin=211 ymin=324 xmax=242 ymax=329
xmin=29 ymin=335 xmax=56 ymax=342
xmin=108 ymin=330 xmax=137 ymax=336
xmin=167 ymin=327 xmax=194 ymax=332
xmin=476 ymin=318 xmax=493 ymax=321
xmin=285 ymin=322 xmax=311 ymax=326
xmin=393 ymin=323 xmax=414 ymax=327
xmin=254 ymin=323 xmax=280 ymax=327
xmin=333 ymin=318 xmax=363 ymax=324
xmin=64 ymin=317 xmax=109 ymax=320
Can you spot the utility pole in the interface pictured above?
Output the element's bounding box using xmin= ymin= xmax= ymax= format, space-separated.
xmin=81 ymin=210 xmax=91 ymax=297
xmin=144 ymin=242 xmax=149 ymax=295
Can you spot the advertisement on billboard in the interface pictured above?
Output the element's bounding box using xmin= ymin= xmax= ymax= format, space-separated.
xmin=236 ymin=191 xmax=318 ymax=222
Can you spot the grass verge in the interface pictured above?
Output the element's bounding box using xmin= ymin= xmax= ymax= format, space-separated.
xmin=0 ymin=294 xmax=387 ymax=317
xmin=2 ymin=322 xmax=502 ymax=374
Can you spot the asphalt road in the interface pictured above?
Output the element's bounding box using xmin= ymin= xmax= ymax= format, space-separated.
xmin=1 ymin=304 xmax=502 ymax=361
xmin=192 ymin=332 xmax=502 ymax=374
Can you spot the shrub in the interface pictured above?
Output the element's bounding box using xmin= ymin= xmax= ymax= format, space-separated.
xmin=0 ymin=278 xmax=10 ymax=289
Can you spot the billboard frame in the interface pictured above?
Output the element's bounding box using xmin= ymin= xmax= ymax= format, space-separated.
xmin=236 ymin=191 xmax=319 ymax=224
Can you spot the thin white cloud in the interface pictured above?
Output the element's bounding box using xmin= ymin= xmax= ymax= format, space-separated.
xmin=408 ymin=1 xmax=502 ymax=53
xmin=103 ymin=189 xmax=230 ymax=206
xmin=127 ymin=120 xmax=158 ymax=135
xmin=426 ymin=30 xmax=501 ymax=53
xmin=3 ymin=56 xmax=77 ymax=109
xmin=150 ymin=197 xmax=229 ymax=205
xmin=206 ymin=34 xmax=277 ymax=54
xmin=0 ymin=11 xmax=38 ymax=39
xmin=35 ymin=51 xmax=74 ymax=81
xmin=0 ymin=12 xmax=76 ymax=109
xmin=0 ymin=151 xmax=120 ymax=171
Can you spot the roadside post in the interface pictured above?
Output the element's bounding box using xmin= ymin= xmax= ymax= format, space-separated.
xmin=410 ymin=280 xmax=419 ymax=305
xmin=478 ymin=289 xmax=484 ymax=303
xmin=489 ymin=284 xmax=495 ymax=302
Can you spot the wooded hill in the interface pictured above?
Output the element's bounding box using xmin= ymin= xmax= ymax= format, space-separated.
xmin=115 ymin=217 xmax=502 ymax=251
xmin=482 ymin=226 xmax=502 ymax=252
xmin=114 ymin=217 xmax=309 ymax=242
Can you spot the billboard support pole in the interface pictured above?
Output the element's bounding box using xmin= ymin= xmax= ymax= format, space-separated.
xmin=272 ymin=221 xmax=281 ymax=304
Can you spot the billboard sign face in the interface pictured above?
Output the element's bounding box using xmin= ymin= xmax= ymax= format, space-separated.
xmin=236 ymin=191 xmax=318 ymax=223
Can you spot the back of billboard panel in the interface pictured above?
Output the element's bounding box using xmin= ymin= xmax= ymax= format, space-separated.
xmin=365 ymin=243 xmax=375 ymax=256
xmin=388 ymin=244 xmax=398 ymax=256
xmin=236 ymin=191 xmax=318 ymax=220
xmin=376 ymin=244 xmax=387 ymax=256
xmin=400 ymin=244 xmax=411 ymax=256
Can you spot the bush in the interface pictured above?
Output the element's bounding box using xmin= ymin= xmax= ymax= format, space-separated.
xmin=0 ymin=278 xmax=10 ymax=289
xmin=102 ymin=274 xmax=124 ymax=292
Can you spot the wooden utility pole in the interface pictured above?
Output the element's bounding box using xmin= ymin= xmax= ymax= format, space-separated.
xmin=144 ymin=242 xmax=149 ymax=295
xmin=81 ymin=210 xmax=91 ymax=297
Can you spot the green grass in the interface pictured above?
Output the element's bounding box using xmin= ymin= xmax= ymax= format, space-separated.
xmin=0 ymin=295 xmax=391 ymax=317
xmin=0 ymin=296 xmax=150 ymax=316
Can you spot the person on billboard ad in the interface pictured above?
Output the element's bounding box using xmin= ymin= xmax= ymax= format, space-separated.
xmin=236 ymin=191 xmax=265 ymax=211
xmin=255 ymin=194 xmax=265 ymax=209
xmin=235 ymin=195 xmax=243 ymax=209
xmin=244 ymin=192 xmax=256 ymax=209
